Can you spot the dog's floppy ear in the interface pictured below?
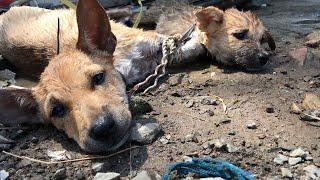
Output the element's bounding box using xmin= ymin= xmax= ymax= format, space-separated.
xmin=76 ymin=0 xmax=117 ymax=56
xmin=263 ymin=31 xmax=276 ymax=50
xmin=195 ymin=7 xmax=224 ymax=31
xmin=0 ymin=87 xmax=41 ymax=126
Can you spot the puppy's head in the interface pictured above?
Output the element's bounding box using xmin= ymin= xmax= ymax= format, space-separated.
xmin=195 ymin=7 xmax=275 ymax=70
xmin=0 ymin=0 xmax=131 ymax=153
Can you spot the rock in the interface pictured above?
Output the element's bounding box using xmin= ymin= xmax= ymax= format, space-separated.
xmin=201 ymin=97 xmax=219 ymax=106
xmin=92 ymin=162 xmax=110 ymax=173
xmin=289 ymin=47 xmax=320 ymax=68
xmin=185 ymin=100 xmax=194 ymax=108
xmin=159 ymin=134 xmax=171 ymax=144
xmin=305 ymin=30 xmax=320 ymax=48
xmin=273 ymin=154 xmax=288 ymax=165
xmin=93 ymin=172 xmax=120 ymax=180
xmin=288 ymin=157 xmax=302 ymax=166
xmin=132 ymin=170 xmax=161 ymax=180
xmin=218 ymin=119 xmax=231 ymax=125
xmin=289 ymin=148 xmax=307 ymax=158
xmin=47 ymin=150 xmax=71 ymax=161
xmin=303 ymin=165 xmax=320 ymax=177
xmin=184 ymin=134 xmax=198 ymax=143
xmin=246 ymin=122 xmax=257 ymax=129
xmin=281 ymin=168 xmax=293 ymax=178
xmin=75 ymin=170 xmax=85 ymax=180
xmin=0 ymin=170 xmax=9 ymax=180
xmin=301 ymin=93 xmax=320 ymax=110
xmin=131 ymin=123 xmax=161 ymax=144
xmin=226 ymin=144 xmax=238 ymax=153
xmin=53 ymin=168 xmax=66 ymax=180
xmin=130 ymin=98 xmax=153 ymax=116
xmin=169 ymin=74 xmax=184 ymax=86
xmin=208 ymin=139 xmax=226 ymax=149
xmin=206 ymin=109 xmax=215 ymax=116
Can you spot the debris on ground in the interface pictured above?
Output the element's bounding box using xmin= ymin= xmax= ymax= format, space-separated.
xmin=132 ymin=170 xmax=161 ymax=180
xmin=289 ymin=47 xmax=320 ymax=68
xmin=0 ymin=170 xmax=9 ymax=180
xmin=130 ymin=122 xmax=162 ymax=144
xmin=47 ymin=150 xmax=71 ymax=161
xmin=305 ymin=30 xmax=320 ymax=48
xmin=93 ymin=172 xmax=120 ymax=180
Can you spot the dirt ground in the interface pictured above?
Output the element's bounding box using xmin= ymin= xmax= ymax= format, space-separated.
xmin=1 ymin=0 xmax=320 ymax=179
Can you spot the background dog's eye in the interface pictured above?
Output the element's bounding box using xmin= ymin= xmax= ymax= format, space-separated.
xmin=233 ymin=29 xmax=249 ymax=40
xmin=92 ymin=72 xmax=105 ymax=88
xmin=51 ymin=103 xmax=67 ymax=118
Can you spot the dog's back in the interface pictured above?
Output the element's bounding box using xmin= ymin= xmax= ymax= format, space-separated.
xmin=0 ymin=6 xmax=77 ymax=77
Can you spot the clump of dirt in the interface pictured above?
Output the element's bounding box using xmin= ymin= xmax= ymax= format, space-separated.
xmin=1 ymin=0 xmax=320 ymax=179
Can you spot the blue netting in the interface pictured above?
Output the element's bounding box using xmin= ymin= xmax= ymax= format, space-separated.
xmin=162 ymin=157 xmax=254 ymax=180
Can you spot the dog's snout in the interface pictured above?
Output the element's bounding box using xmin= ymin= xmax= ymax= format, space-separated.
xmin=257 ymin=52 xmax=269 ymax=65
xmin=89 ymin=116 xmax=116 ymax=141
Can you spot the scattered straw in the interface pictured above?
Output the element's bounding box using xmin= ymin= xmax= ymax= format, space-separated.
xmin=2 ymin=146 xmax=142 ymax=165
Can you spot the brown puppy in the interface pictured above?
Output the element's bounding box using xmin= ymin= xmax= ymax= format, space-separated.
xmin=157 ymin=6 xmax=276 ymax=70
xmin=0 ymin=0 xmax=131 ymax=153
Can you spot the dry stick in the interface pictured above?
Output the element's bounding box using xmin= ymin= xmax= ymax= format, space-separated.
xmin=2 ymin=146 xmax=142 ymax=165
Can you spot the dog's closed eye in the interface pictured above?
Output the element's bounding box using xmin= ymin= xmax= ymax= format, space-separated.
xmin=91 ymin=71 xmax=106 ymax=88
xmin=232 ymin=29 xmax=249 ymax=40
xmin=51 ymin=102 xmax=67 ymax=118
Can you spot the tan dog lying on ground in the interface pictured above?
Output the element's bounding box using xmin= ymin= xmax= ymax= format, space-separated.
xmin=0 ymin=1 xmax=275 ymax=152
xmin=0 ymin=0 xmax=131 ymax=153
xmin=157 ymin=6 xmax=276 ymax=70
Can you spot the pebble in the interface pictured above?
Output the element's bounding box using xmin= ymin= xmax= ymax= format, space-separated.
xmin=206 ymin=109 xmax=215 ymax=116
xmin=303 ymin=165 xmax=320 ymax=177
xmin=281 ymin=168 xmax=293 ymax=178
xmin=184 ymin=134 xmax=198 ymax=143
xmin=289 ymin=148 xmax=307 ymax=158
xmin=53 ymin=168 xmax=66 ymax=180
xmin=273 ymin=154 xmax=288 ymax=165
xmin=208 ymin=139 xmax=226 ymax=149
xmin=288 ymin=157 xmax=302 ymax=166
xmin=132 ymin=170 xmax=161 ymax=180
xmin=130 ymin=123 xmax=161 ymax=144
xmin=226 ymin=144 xmax=238 ymax=153
xmin=246 ymin=122 xmax=257 ymax=129
xmin=92 ymin=162 xmax=110 ymax=173
xmin=218 ymin=119 xmax=231 ymax=125
xmin=0 ymin=170 xmax=9 ymax=180
xmin=93 ymin=172 xmax=120 ymax=180
xmin=200 ymin=97 xmax=219 ymax=106
xmin=75 ymin=170 xmax=85 ymax=180
xmin=185 ymin=100 xmax=194 ymax=108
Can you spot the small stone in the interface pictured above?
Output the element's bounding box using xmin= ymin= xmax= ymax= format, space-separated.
xmin=281 ymin=168 xmax=293 ymax=178
xmin=182 ymin=156 xmax=192 ymax=162
xmin=305 ymin=30 xmax=320 ymax=48
xmin=289 ymin=148 xmax=307 ymax=158
xmin=288 ymin=157 xmax=302 ymax=166
xmin=0 ymin=170 xmax=9 ymax=180
xmin=206 ymin=109 xmax=215 ymax=116
xmin=208 ymin=139 xmax=226 ymax=149
xmin=201 ymin=97 xmax=219 ymax=106
xmin=130 ymin=123 xmax=161 ymax=144
xmin=246 ymin=122 xmax=257 ymax=129
xmin=75 ymin=170 xmax=85 ymax=180
xmin=228 ymin=131 xmax=236 ymax=136
xmin=266 ymin=107 xmax=275 ymax=113
xmin=132 ymin=170 xmax=161 ymax=180
xmin=184 ymin=134 xmax=198 ymax=143
xmin=289 ymin=47 xmax=319 ymax=68
xmin=92 ymin=162 xmax=110 ymax=173
xmin=226 ymin=144 xmax=238 ymax=153
xmin=219 ymin=119 xmax=231 ymax=125
xmin=303 ymin=165 xmax=320 ymax=177
xmin=53 ymin=168 xmax=66 ymax=180
xmin=273 ymin=154 xmax=288 ymax=165
xmin=185 ymin=100 xmax=194 ymax=108
xmin=93 ymin=172 xmax=120 ymax=180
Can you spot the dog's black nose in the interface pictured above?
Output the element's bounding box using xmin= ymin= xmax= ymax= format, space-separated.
xmin=89 ymin=116 xmax=115 ymax=141
xmin=258 ymin=52 xmax=269 ymax=65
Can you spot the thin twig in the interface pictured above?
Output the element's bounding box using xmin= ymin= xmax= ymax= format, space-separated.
xmin=2 ymin=146 xmax=143 ymax=165
xmin=211 ymin=95 xmax=228 ymax=114
xmin=57 ymin=18 xmax=60 ymax=55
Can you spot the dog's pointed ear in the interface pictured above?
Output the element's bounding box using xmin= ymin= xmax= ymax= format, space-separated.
xmin=263 ymin=31 xmax=276 ymax=51
xmin=76 ymin=0 xmax=117 ymax=56
xmin=0 ymin=87 xmax=41 ymax=126
xmin=195 ymin=7 xmax=224 ymax=31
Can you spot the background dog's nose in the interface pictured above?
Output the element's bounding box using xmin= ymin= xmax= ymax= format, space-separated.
xmin=257 ymin=52 xmax=270 ymax=65
xmin=89 ymin=117 xmax=115 ymax=141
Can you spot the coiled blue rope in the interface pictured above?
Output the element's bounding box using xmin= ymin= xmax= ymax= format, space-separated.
xmin=162 ymin=157 xmax=254 ymax=180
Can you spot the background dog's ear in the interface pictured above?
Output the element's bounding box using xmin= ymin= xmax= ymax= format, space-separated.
xmin=195 ymin=7 xmax=224 ymax=31
xmin=263 ymin=31 xmax=276 ymax=50
xmin=0 ymin=87 xmax=41 ymax=126
xmin=76 ymin=0 xmax=117 ymax=56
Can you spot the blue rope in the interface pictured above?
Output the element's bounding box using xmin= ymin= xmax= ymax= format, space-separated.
xmin=162 ymin=157 xmax=254 ymax=180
